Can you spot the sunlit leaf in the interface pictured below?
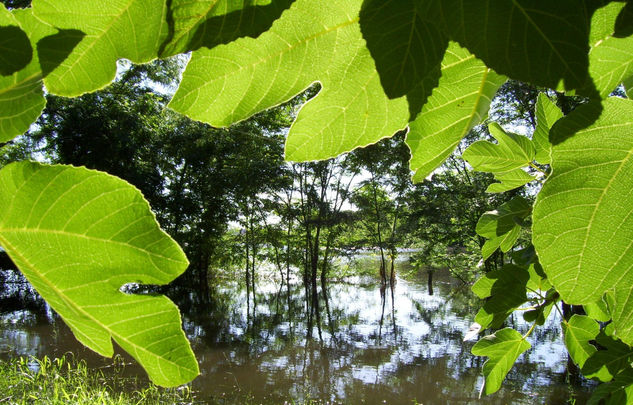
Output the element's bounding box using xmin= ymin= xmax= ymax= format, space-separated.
xmin=585 ymin=297 xmax=612 ymax=322
xmin=406 ymin=43 xmax=504 ymax=182
xmin=486 ymin=169 xmax=536 ymax=194
xmin=472 ymin=264 xmax=529 ymax=329
xmin=0 ymin=9 xmax=50 ymax=142
xmin=532 ymin=93 xmax=563 ymax=165
xmin=170 ymin=0 xmax=409 ymax=162
xmin=563 ymin=314 xmax=600 ymax=369
xmin=472 ymin=328 xmax=531 ymax=396
xmin=32 ymin=0 xmax=169 ymax=96
xmin=463 ymin=123 xmax=535 ymax=173
xmin=0 ymin=4 xmax=31 ymax=76
xmin=588 ymin=2 xmax=633 ymax=98
xmin=0 ymin=162 xmax=198 ymax=387
xmin=533 ymin=97 xmax=633 ymax=345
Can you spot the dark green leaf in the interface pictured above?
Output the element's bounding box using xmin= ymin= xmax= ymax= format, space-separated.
xmin=472 ymin=264 xmax=530 ymax=329
xmin=583 ymin=333 xmax=633 ymax=382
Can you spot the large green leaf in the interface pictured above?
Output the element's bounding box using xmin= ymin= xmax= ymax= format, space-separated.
xmin=563 ymin=314 xmax=600 ymax=369
xmin=0 ymin=9 xmax=50 ymax=142
xmin=406 ymin=42 xmax=505 ymax=182
xmin=532 ymin=93 xmax=563 ymax=165
xmin=533 ymin=97 xmax=633 ymax=345
xmin=463 ymin=123 xmax=535 ymax=173
xmin=588 ymin=2 xmax=633 ymax=98
xmin=170 ymin=0 xmax=409 ymax=162
xmin=472 ymin=264 xmax=529 ymax=329
xmin=32 ymin=0 xmax=170 ymax=96
xmin=0 ymin=162 xmax=198 ymax=387
xmin=472 ymin=328 xmax=531 ymax=396
xmin=0 ymin=4 xmax=32 ymax=76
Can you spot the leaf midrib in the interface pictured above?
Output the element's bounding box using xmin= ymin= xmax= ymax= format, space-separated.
xmin=0 ymin=232 xmax=197 ymax=377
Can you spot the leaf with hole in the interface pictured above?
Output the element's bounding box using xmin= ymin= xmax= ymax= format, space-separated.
xmin=170 ymin=0 xmax=410 ymax=162
xmin=0 ymin=162 xmax=198 ymax=387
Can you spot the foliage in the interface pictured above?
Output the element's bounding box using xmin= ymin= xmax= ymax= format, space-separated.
xmin=0 ymin=354 xmax=194 ymax=404
xmin=0 ymin=0 xmax=633 ymax=398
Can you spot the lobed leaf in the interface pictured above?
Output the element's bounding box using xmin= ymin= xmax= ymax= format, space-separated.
xmin=476 ymin=196 xmax=530 ymax=239
xmin=463 ymin=123 xmax=535 ymax=173
xmin=563 ymin=314 xmax=600 ymax=369
xmin=0 ymin=162 xmax=198 ymax=387
xmin=532 ymin=93 xmax=563 ymax=165
xmin=170 ymin=0 xmax=410 ymax=162
xmin=486 ymin=169 xmax=536 ymax=194
xmin=472 ymin=264 xmax=530 ymax=329
xmin=159 ymin=0 xmax=294 ymax=57
xmin=588 ymin=2 xmax=633 ymax=98
xmin=32 ymin=0 xmax=170 ymax=96
xmin=533 ymin=97 xmax=633 ymax=345
xmin=472 ymin=328 xmax=531 ymax=396
xmin=583 ymin=332 xmax=633 ymax=382
xmin=406 ymin=42 xmax=504 ymax=182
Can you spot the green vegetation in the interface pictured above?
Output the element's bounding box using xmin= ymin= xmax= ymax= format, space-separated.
xmin=0 ymin=355 xmax=193 ymax=404
xmin=1 ymin=0 xmax=633 ymax=401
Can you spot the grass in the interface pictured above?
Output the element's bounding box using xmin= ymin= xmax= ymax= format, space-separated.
xmin=0 ymin=354 xmax=193 ymax=404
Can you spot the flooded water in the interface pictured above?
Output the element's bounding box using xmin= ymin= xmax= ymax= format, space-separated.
xmin=1 ymin=258 xmax=594 ymax=404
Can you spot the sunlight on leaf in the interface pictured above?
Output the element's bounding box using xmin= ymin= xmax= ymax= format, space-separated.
xmin=0 ymin=162 xmax=198 ymax=387
xmin=533 ymin=97 xmax=633 ymax=345
xmin=472 ymin=328 xmax=531 ymax=396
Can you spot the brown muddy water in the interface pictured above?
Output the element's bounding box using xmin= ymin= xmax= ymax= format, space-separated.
xmin=0 ymin=258 xmax=594 ymax=404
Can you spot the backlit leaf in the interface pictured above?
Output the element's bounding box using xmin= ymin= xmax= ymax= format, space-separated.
xmin=486 ymin=169 xmax=536 ymax=194
xmin=589 ymin=368 xmax=633 ymax=405
xmin=32 ymin=0 xmax=169 ymax=96
xmin=0 ymin=162 xmax=198 ymax=387
xmin=533 ymin=97 xmax=633 ymax=345
xmin=406 ymin=43 xmax=504 ymax=182
xmin=588 ymin=2 xmax=633 ymax=98
xmin=533 ymin=93 xmax=563 ymax=165
xmin=472 ymin=328 xmax=531 ymax=396
xmin=563 ymin=314 xmax=600 ymax=369
xmin=463 ymin=123 xmax=535 ymax=173
xmin=170 ymin=0 xmax=409 ymax=162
